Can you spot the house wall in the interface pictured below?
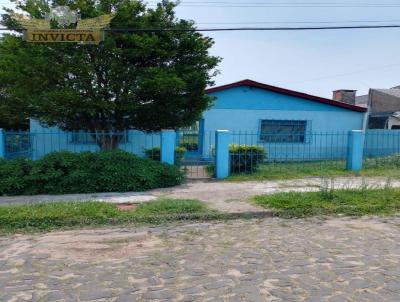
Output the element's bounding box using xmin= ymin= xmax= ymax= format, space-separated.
xmin=200 ymin=86 xmax=365 ymax=160
xmin=370 ymin=90 xmax=400 ymax=114
xmin=30 ymin=120 xmax=160 ymax=160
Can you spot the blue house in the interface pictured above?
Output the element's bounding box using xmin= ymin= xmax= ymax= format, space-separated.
xmin=196 ymin=80 xmax=366 ymax=160
xmin=30 ymin=79 xmax=367 ymax=161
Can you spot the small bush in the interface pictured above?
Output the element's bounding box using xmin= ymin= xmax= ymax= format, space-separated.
xmin=0 ymin=150 xmax=185 ymax=195
xmin=0 ymin=157 xmax=33 ymax=195
xmin=145 ymin=146 xmax=186 ymax=163
xmin=229 ymin=144 xmax=266 ymax=173
xmin=179 ymin=142 xmax=198 ymax=151
xmin=364 ymin=153 xmax=400 ymax=168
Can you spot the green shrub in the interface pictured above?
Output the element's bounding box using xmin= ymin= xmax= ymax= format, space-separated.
xmin=179 ymin=142 xmax=198 ymax=151
xmin=364 ymin=153 xmax=400 ymax=168
xmin=0 ymin=157 xmax=33 ymax=195
xmin=0 ymin=150 xmax=185 ymax=195
xmin=145 ymin=146 xmax=186 ymax=163
xmin=229 ymin=144 xmax=266 ymax=174
xmin=179 ymin=133 xmax=198 ymax=151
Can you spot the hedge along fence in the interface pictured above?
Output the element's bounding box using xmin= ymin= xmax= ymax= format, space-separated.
xmin=363 ymin=153 xmax=400 ymax=168
xmin=0 ymin=150 xmax=185 ymax=196
xmin=145 ymin=147 xmax=186 ymax=164
xmin=179 ymin=142 xmax=198 ymax=152
xmin=229 ymin=144 xmax=266 ymax=173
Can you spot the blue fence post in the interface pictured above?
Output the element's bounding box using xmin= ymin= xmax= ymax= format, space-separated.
xmin=161 ymin=129 xmax=176 ymax=165
xmin=215 ymin=130 xmax=230 ymax=179
xmin=346 ymin=130 xmax=365 ymax=171
xmin=0 ymin=129 xmax=4 ymax=159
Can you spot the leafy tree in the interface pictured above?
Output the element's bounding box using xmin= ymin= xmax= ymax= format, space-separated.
xmin=0 ymin=0 xmax=220 ymax=149
xmin=0 ymin=88 xmax=29 ymax=130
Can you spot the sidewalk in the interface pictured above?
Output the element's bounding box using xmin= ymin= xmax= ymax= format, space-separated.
xmin=1 ymin=176 xmax=399 ymax=213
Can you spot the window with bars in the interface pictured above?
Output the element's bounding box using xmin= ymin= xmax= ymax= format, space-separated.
xmin=260 ymin=120 xmax=307 ymax=143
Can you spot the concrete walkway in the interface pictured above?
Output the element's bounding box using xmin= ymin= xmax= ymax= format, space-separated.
xmin=0 ymin=176 xmax=399 ymax=213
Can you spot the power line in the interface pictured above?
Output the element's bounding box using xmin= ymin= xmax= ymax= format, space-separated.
xmin=195 ymin=19 xmax=400 ymax=25
xmin=2 ymin=0 xmax=400 ymax=5
xmin=107 ymin=25 xmax=400 ymax=31
xmin=149 ymin=5 xmax=400 ymax=8
xmin=143 ymin=1 xmax=400 ymax=8
xmin=3 ymin=24 xmax=400 ymax=32
xmin=105 ymin=25 xmax=400 ymax=32
xmin=163 ymin=5 xmax=400 ymax=8
xmin=284 ymin=63 xmax=400 ymax=85
xmin=144 ymin=0 xmax=400 ymax=4
xmin=2 ymin=1 xmax=398 ymax=3
xmin=4 ymin=1 xmax=400 ymax=8
xmin=173 ymin=1 xmax=400 ymax=3
xmin=4 ymin=2 xmax=400 ymax=10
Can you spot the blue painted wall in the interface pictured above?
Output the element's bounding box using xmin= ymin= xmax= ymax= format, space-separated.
xmin=205 ymin=86 xmax=364 ymax=129
xmin=30 ymin=120 xmax=160 ymax=160
xmin=200 ymin=85 xmax=365 ymax=160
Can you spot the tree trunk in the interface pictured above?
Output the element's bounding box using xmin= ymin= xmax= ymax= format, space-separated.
xmin=92 ymin=133 xmax=123 ymax=151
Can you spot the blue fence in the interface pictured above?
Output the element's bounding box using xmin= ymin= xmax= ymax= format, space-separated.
xmin=218 ymin=130 xmax=400 ymax=175
xmin=228 ymin=131 xmax=349 ymax=162
xmin=4 ymin=131 xmax=32 ymax=160
xmin=3 ymin=130 xmax=160 ymax=160
xmin=364 ymin=130 xmax=400 ymax=158
xmin=363 ymin=130 xmax=400 ymax=169
xmin=2 ymin=129 xmax=400 ymax=178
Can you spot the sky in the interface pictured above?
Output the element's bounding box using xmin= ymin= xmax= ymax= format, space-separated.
xmin=2 ymin=1 xmax=400 ymax=98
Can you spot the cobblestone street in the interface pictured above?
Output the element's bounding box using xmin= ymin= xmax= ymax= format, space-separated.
xmin=1 ymin=217 xmax=400 ymax=302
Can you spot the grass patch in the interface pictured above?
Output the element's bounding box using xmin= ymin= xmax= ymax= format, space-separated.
xmin=134 ymin=199 xmax=208 ymax=215
xmin=0 ymin=198 xmax=219 ymax=234
xmin=253 ymin=188 xmax=400 ymax=218
xmin=227 ymin=161 xmax=400 ymax=181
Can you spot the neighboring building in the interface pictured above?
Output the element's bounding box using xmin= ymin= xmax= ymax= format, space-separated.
xmin=333 ymin=89 xmax=369 ymax=108
xmin=31 ymin=79 xmax=367 ymax=160
xmin=355 ymin=86 xmax=400 ymax=129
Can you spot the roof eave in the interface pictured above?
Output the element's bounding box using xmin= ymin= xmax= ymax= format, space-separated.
xmin=205 ymin=79 xmax=367 ymax=113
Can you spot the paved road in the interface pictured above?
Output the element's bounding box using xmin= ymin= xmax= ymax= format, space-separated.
xmin=1 ymin=216 xmax=400 ymax=301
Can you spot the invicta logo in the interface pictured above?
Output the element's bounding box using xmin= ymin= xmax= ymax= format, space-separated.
xmin=13 ymin=6 xmax=114 ymax=44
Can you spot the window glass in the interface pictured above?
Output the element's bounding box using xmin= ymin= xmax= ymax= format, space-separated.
xmin=260 ymin=120 xmax=307 ymax=143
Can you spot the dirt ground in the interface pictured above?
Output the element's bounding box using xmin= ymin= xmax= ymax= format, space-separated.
xmin=1 ymin=176 xmax=400 ymax=213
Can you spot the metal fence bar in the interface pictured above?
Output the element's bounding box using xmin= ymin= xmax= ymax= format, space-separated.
xmin=3 ymin=130 xmax=161 ymax=160
xmin=225 ymin=130 xmax=351 ymax=176
xmin=4 ymin=129 xmax=400 ymax=178
xmin=363 ymin=130 xmax=400 ymax=169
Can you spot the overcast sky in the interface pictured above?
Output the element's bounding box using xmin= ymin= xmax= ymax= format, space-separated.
xmin=2 ymin=1 xmax=400 ymax=98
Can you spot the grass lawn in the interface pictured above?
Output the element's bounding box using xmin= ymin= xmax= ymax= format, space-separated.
xmin=0 ymin=198 xmax=222 ymax=234
xmin=253 ymin=188 xmax=400 ymax=218
xmin=227 ymin=161 xmax=400 ymax=181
